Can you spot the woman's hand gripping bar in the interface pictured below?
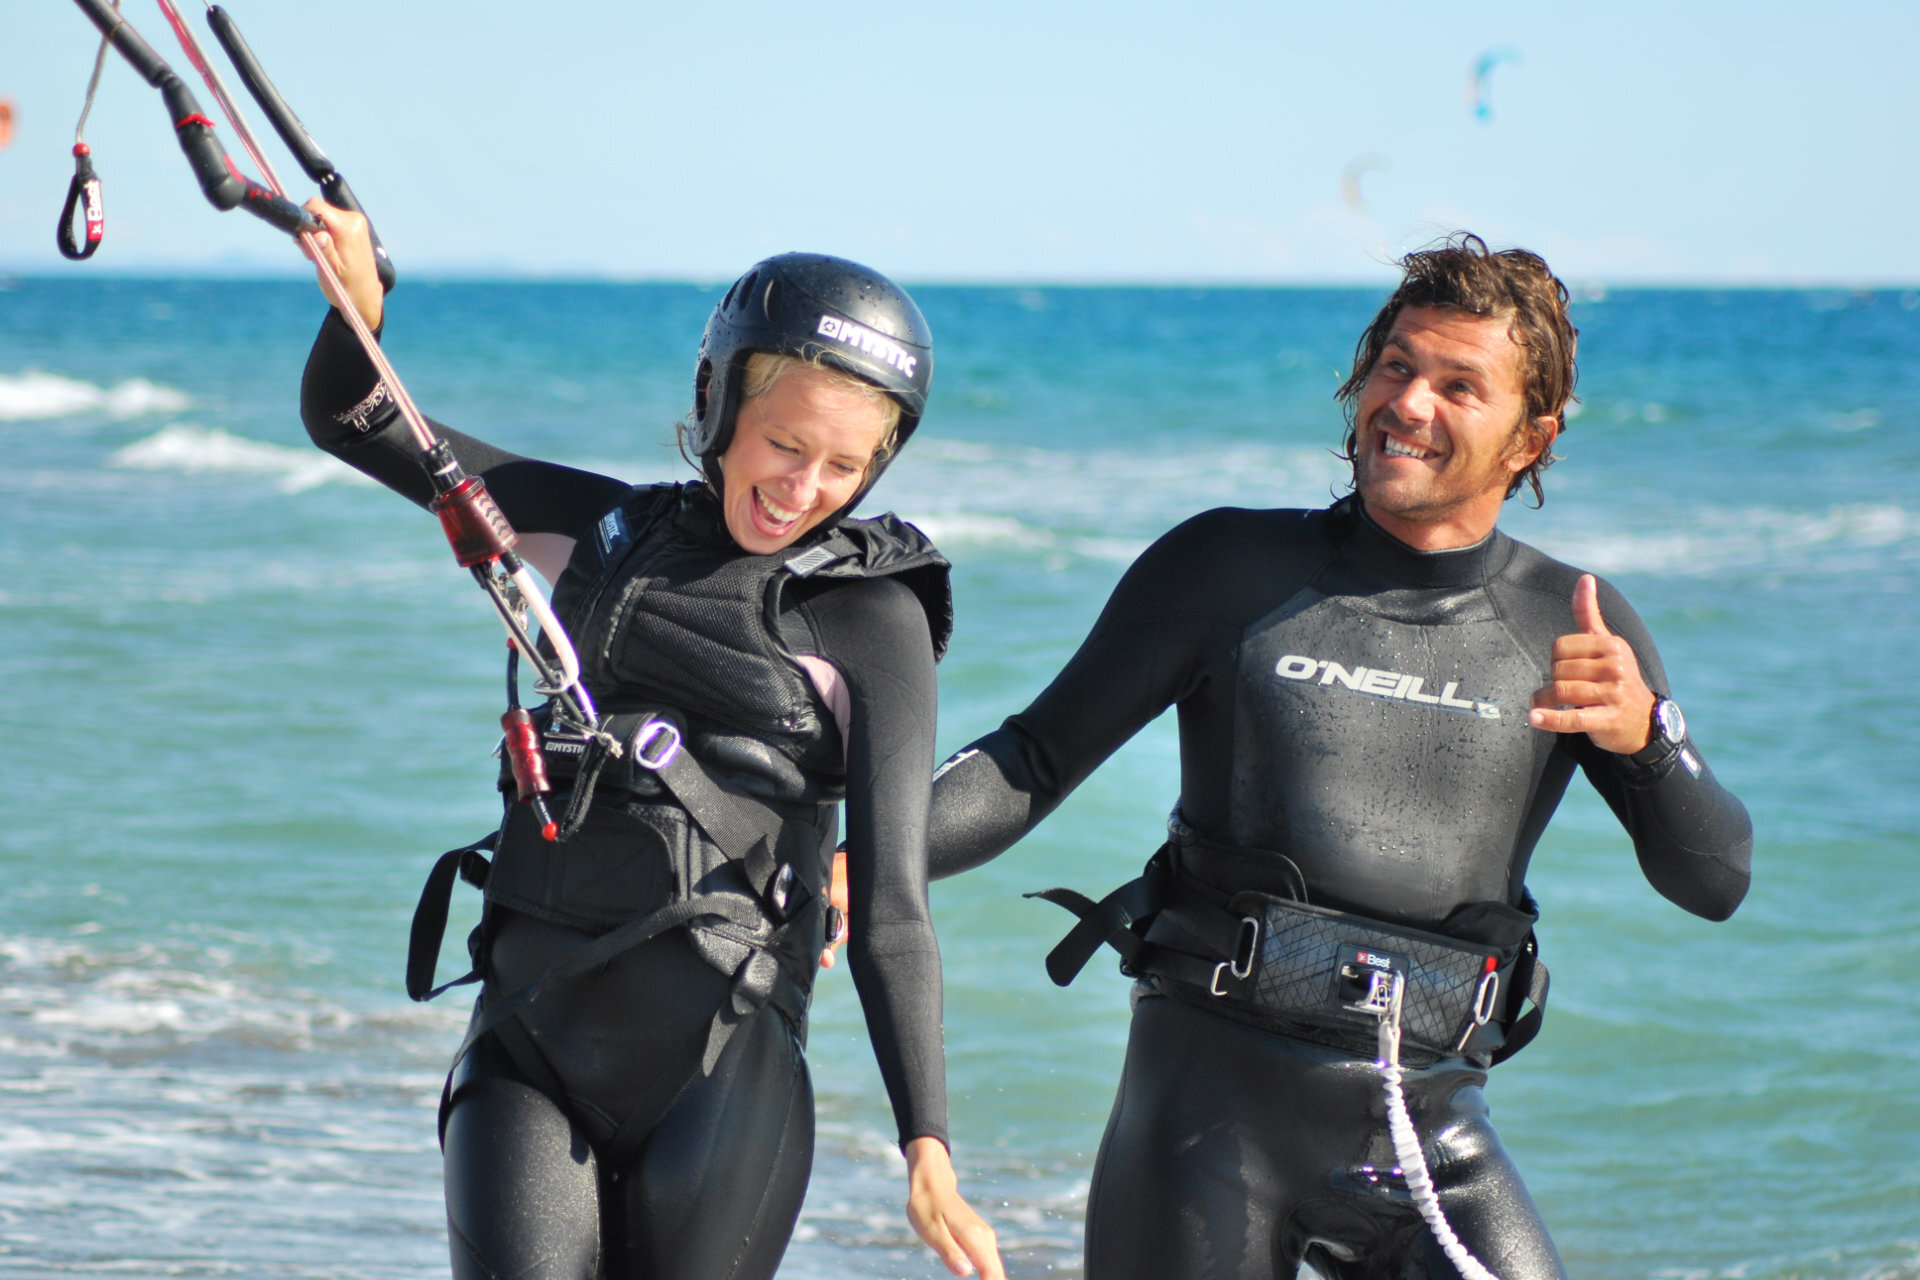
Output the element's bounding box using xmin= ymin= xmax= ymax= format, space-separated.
xmin=203 ymin=3 xmax=395 ymax=293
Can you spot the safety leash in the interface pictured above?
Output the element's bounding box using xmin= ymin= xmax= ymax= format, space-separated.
xmin=56 ymin=0 xmax=118 ymax=260
xmin=1358 ymin=970 xmax=1503 ymax=1280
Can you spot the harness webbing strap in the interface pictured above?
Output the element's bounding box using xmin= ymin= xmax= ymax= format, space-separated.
xmin=645 ymin=736 xmax=790 ymax=910
xmin=445 ymin=893 xmax=764 ymax=1087
xmin=1491 ymin=938 xmax=1549 ymax=1066
xmin=405 ymin=832 xmax=498 ymax=1002
xmin=1025 ymin=852 xmax=1168 ymax=986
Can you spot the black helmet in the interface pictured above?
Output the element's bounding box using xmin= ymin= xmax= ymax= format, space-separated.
xmin=690 ymin=252 xmax=933 ymax=513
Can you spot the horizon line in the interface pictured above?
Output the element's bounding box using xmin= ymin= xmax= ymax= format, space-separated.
xmin=6 ymin=266 xmax=1920 ymax=293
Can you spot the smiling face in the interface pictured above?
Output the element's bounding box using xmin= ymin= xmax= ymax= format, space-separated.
xmin=717 ymin=363 xmax=895 ymax=554
xmin=1350 ymin=306 xmax=1558 ymax=550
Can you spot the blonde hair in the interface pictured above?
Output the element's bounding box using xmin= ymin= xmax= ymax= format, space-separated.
xmin=740 ymin=351 xmax=903 ymax=460
xmin=677 ymin=351 xmax=904 ymax=475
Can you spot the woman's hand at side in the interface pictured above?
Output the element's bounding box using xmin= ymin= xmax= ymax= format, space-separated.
xmin=905 ymin=1137 xmax=1003 ymax=1279
xmin=301 ymin=199 xmax=384 ymax=332
xmin=819 ymin=846 xmax=850 ymax=969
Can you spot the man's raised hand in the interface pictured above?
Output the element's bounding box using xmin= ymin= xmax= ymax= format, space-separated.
xmin=1527 ymin=574 xmax=1657 ymax=755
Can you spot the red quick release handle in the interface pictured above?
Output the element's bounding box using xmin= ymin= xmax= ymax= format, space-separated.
xmin=433 ymin=475 xmax=519 ymax=567
xmin=500 ymin=707 xmax=552 ymax=800
xmin=500 ymin=707 xmax=559 ymax=842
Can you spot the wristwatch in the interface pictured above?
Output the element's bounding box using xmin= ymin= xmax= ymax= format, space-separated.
xmin=1628 ymin=695 xmax=1687 ymax=767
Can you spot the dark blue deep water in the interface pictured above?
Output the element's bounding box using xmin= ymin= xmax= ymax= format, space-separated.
xmin=2 ymin=278 xmax=1917 ymax=1278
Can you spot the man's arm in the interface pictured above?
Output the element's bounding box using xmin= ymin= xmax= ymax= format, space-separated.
xmin=926 ymin=511 xmax=1247 ymax=879
xmin=1530 ymin=575 xmax=1753 ymax=920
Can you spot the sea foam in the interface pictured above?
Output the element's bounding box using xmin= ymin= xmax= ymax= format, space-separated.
xmin=1536 ymin=503 xmax=1918 ymax=577
xmin=0 ymin=370 xmax=191 ymax=421
xmin=108 ymin=423 xmax=365 ymax=493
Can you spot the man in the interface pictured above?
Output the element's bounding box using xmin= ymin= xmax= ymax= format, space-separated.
xmin=923 ymin=234 xmax=1752 ymax=1279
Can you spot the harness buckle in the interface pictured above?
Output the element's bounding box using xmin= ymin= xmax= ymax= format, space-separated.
xmin=1230 ymin=915 xmax=1260 ymax=980
xmin=769 ymin=862 xmax=796 ymax=915
xmin=1349 ymin=969 xmax=1401 ymax=1019
xmin=1471 ymin=969 xmax=1500 ymax=1027
xmin=630 ymin=719 xmax=682 ymax=771
xmin=1210 ymin=915 xmax=1262 ymax=996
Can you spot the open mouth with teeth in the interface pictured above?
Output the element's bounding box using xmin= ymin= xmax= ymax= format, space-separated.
xmin=1380 ymin=433 xmax=1438 ymax=461
xmin=751 ymin=486 xmax=808 ymax=537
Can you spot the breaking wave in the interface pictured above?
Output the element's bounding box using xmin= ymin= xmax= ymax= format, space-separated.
xmin=1534 ymin=503 xmax=1919 ymax=578
xmin=108 ymin=424 xmax=365 ymax=493
xmin=0 ymin=370 xmax=191 ymax=422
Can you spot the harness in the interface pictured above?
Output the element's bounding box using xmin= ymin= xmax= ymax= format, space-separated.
xmin=410 ymin=705 xmax=827 ymax=1060
xmin=1032 ymin=810 xmax=1551 ymax=1066
xmin=404 ymin=488 xmax=951 ymax=1137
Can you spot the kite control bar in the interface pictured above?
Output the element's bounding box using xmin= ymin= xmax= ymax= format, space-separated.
xmin=67 ymin=0 xmax=318 ymax=238
xmin=64 ymin=0 xmax=606 ymax=837
xmin=146 ymin=0 xmax=603 ymax=753
xmin=203 ymin=4 xmax=395 ymax=293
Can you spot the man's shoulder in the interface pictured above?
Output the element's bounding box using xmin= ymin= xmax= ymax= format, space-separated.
xmin=1103 ymin=505 xmax=1338 ymax=629
xmin=1147 ymin=504 xmax=1334 ymax=560
xmin=1492 ymin=527 xmax=1649 ymax=648
xmin=1493 ymin=529 xmax=1590 ymax=599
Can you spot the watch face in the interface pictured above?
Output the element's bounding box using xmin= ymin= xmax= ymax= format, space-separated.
xmin=1655 ymin=698 xmax=1686 ymax=745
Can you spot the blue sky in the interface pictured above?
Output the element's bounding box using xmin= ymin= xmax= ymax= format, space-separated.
xmin=2 ymin=1 xmax=1915 ymax=283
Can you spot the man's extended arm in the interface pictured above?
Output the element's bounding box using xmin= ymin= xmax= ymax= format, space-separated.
xmin=1537 ymin=575 xmax=1754 ymax=921
xmin=924 ymin=512 xmax=1247 ymax=879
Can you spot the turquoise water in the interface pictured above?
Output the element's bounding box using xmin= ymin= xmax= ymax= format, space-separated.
xmin=1 ymin=277 xmax=1916 ymax=1278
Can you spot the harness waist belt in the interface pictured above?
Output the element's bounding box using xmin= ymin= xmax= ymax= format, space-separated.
xmin=1030 ymin=834 xmax=1549 ymax=1064
xmin=1149 ymin=891 xmax=1520 ymax=1059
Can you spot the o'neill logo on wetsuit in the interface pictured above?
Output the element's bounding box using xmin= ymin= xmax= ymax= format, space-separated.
xmin=816 ymin=314 xmax=919 ymax=379
xmin=1274 ymin=654 xmax=1501 ymax=720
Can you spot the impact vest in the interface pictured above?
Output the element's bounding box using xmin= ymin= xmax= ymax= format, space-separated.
xmin=554 ymin=480 xmax=951 ymax=778
xmin=408 ymin=482 xmax=951 ymax=1090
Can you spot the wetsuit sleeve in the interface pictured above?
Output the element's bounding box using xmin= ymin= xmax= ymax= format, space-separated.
xmin=1573 ymin=580 xmax=1754 ymax=921
xmin=809 ymin=577 xmax=949 ymax=1150
xmin=927 ymin=515 xmax=1227 ymax=879
xmin=299 ymin=308 xmax=626 ymax=535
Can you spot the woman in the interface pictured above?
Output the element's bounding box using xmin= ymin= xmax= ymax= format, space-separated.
xmin=298 ymin=203 xmax=1002 ymax=1280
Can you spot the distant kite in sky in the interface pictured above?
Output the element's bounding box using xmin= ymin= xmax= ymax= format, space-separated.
xmin=0 ymin=99 xmax=15 ymax=152
xmin=1466 ymin=48 xmax=1520 ymax=122
xmin=1341 ymin=153 xmax=1389 ymax=214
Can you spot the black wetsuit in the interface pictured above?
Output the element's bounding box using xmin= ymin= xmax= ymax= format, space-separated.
xmin=301 ymin=311 xmax=949 ymax=1280
xmin=928 ymin=498 xmax=1752 ymax=1280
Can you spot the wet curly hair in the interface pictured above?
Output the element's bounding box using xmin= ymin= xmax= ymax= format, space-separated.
xmin=1336 ymin=233 xmax=1579 ymax=505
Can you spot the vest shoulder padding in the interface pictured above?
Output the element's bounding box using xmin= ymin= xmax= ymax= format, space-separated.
xmin=810 ymin=512 xmax=954 ymax=660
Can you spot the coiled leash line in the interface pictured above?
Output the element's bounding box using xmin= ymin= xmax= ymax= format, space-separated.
xmin=67 ymin=0 xmax=613 ymax=837
xmin=57 ymin=0 xmax=117 ymax=260
xmin=1356 ymin=969 xmax=1503 ymax=1280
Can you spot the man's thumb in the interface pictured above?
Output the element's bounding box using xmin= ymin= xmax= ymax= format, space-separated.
xmin=1573 ymin=574 xmax=1610 ymax=636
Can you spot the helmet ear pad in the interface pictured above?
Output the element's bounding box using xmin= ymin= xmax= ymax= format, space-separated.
xmin=692 ymin=350 xmax=750 ymax=492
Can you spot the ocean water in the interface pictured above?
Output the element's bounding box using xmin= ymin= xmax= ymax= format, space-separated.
xmin=1 ymin=276 xmax=1916 ymax=1279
